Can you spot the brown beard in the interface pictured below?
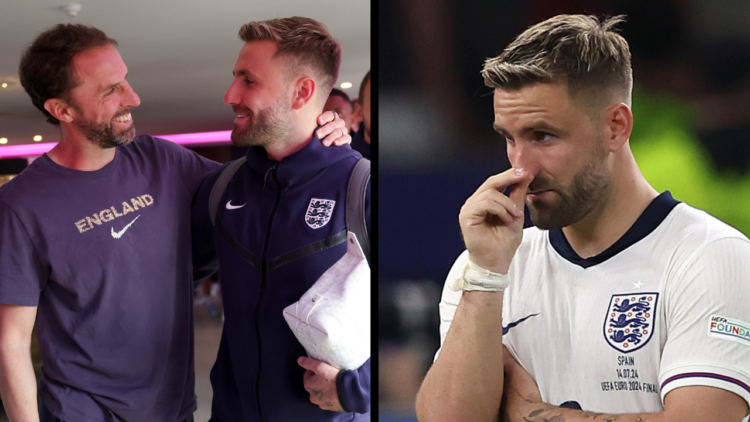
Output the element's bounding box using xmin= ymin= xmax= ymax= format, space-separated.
xmin=231 ymin=94 xmax=294 ymax=148
xmin=73 ymin=105 xmax=135 ymax=149
xmin=526 ymin=143 xmax=611 ymax=230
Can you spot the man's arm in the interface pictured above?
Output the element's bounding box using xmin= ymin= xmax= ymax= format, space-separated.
xmin=415 ymin=168 xmax=532 ymax=422
xmin=0 ymin=304 xmax=40 ymax=422
xmin=502 ymin=350 xmax=749 ymax=422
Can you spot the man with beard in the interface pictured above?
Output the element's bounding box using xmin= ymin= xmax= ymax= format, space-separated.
xmin=0 ymin=24 xmax=348 ymax=422
xmin=191 ymin=17 xmax=370 ymax=422
xmin=416 ymin=14 xmax=750 ymax=422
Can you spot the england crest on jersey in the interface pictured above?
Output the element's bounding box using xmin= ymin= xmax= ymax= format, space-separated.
xmin=604 ymin=293 xmax=658 ymax=353
xmin=306 ymin=198 xmax=336 ymax=229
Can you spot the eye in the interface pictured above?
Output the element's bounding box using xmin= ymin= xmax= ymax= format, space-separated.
xmin=243 ymin=79 xmax=254 ymax=86
xmin=534 ymin=132 xmax=554 ymax=142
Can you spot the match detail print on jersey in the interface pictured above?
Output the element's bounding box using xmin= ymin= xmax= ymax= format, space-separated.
xmin=74 ymin=194 xmax=154 ymax=234
xmin=604 ymin=293 xmax=658 ymax=353
xmin=707 ymin=315 xmax=750 ymax=346
xmin=305 ymin=198 xmax=335 ymax=229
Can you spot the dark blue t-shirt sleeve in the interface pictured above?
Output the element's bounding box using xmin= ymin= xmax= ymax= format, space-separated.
xmin=0 ymin=200 xmax=47 ymax=306
xmin=153 ymin=136 xmax=222 ymax=195
xmin=336 ymin=358 xmax=370 ymax=413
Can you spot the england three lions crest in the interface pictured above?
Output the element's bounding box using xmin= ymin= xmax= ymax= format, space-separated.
xmin=306 ymin=198 xmax=336 ymax=229
xmin=603 ymin=293 xmax=658 ymax=353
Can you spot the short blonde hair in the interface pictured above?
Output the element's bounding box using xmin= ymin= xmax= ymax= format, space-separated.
xmin=482 ymin=15 xmax=632 ymax=110
xmin=239 ymin=17 xmax=342 ymax=98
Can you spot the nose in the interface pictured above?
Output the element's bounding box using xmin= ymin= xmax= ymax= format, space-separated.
xmin=123 ymin=80 xmax=141 ymax=108
xmin=224 ymin=80 xmax=240 ymax=106
xmin=507 ymin=141 xmax=537 ymax=175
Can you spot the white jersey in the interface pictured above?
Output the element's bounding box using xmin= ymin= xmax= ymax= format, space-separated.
xmin=437 ymin=192 xmax=750 ymax=414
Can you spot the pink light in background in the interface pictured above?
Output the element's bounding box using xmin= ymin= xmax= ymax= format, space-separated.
xmin=0 ymin=130 xmax=233 ymax=159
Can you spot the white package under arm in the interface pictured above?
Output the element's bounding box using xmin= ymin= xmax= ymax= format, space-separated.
xmin=448 ymin=258 xmax=510 ymax=292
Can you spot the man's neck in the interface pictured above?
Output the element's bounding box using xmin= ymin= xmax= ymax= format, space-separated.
xmin=263 ymin=118 xmax=317 ymax=162
xmin=47 ymin=129 xmax=116 ymax=171
xmin=561 ymin=154 xmax=659 ymax=259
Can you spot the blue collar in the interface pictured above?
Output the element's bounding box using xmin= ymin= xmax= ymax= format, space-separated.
xmin=549 ymin=191 xmax=680 ymax=268
xmin=243 ymin=125 xmax=360 ymax=188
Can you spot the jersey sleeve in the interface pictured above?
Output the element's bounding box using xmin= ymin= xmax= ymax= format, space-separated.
xmin=659 ymin=236 xmax=750 ymax=408
xmin=0 ymin=200 xmax=47 ymax=306
xmin=434 ymin=250 xmax=469 ymax=361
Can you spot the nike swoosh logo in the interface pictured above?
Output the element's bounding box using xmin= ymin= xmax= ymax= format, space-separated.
xmin=502 ymin=313 xmax=540 ymax=335
xmin=111 ymin=215 xmax=140 ymax=239
xmin=226 ymin=200 xmax=246 ymax=210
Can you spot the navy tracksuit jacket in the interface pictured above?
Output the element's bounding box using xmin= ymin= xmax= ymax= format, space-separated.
xmin=192 ymin=132 xmax=371 ymax=422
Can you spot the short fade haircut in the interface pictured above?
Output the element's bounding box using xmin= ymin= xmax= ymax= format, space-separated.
xmin=19 ymin=24 xmax=118 ymax=126
xmin=329 ymin=87 xmax=350 ymax=103
xmin=481 ymin=15 xmax=632 ymax=112
xmin=239 ymin=17 xmax=342 ymax=102
xmin=358 ymin=70 xmax=371 ymax=105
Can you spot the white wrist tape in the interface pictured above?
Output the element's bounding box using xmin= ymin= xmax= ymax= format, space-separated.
xmin=449 ymin=259 xmax=510 ymax=292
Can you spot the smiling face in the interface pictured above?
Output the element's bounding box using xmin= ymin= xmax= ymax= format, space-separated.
xmin=67 ymin=45 xmax=141 ymax=148
xmin=493 ymin=83 xmax=612 ymax=229
xmin=224 ymin=40 xmax=294 ymax=148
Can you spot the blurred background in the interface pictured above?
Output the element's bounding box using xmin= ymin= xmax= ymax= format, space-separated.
xmin=379 ymin=0 xmax=750 ymax=420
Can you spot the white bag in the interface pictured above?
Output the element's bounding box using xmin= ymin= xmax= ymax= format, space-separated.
xmin=282 ymin=232 xmax=370 ymax=370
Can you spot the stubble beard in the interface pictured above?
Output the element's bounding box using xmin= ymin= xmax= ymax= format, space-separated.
xmin=73 ymin=106 xmax=136 ymax=149
xmin=527 ymin=143 xmax=611 ymax=230
xmin=231 ymin=94 xmax=294 ymax=148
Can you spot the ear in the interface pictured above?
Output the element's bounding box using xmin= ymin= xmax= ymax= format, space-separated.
xmin=603 ymin=102 xmax=633 ymax=152
xmin=291 ymin=76 xmax=316 ymax=110
xmin=352 ymin=102 xmax=362 ymax=119
xmin=44 ymin=98 xmax=75 ymax=124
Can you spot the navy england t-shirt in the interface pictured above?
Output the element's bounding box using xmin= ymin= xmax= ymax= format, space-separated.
xmin=0 ymin=135 xmax=220 ymax=422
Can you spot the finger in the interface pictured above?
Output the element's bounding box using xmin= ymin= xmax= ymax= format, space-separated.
xmin=303 ymin=369 xmax=315 ymax=385
xmin=316 ymin=113 xmax=344 ymax=139
xmin=462 ymin=189 xmax=523 ymax=224
xmin=471 ymin=167 xmax=528 ymax=199
xmin=322 ymin=128 xmax=346 ymax=147
xmin=298 ymin=356 xmax=323 ymax=373
xmin=317 ymin=110 xmax=337 ymax=126
xmin=333 ymin=131 xmax=352 ymax=146
xmin=507 ymin=170 xmax=533 ymax=209
xmin=461 ymin=197 xmax=517 ymax=228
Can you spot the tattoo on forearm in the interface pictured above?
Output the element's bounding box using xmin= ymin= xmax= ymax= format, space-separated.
xmin=523 ymin=408 xmax=632 ymax=422
xmin=524 ymin=410 xmax=565 ymax=422
xmin=325 ymin=401 xmax=333 ymax=407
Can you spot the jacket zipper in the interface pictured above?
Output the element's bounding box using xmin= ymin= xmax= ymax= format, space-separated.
xmin=255 ymin=164 xmax=281 ymax=422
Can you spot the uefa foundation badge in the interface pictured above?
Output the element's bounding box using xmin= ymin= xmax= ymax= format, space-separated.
xmin=604 ymin=293 xmax=658 ymax=353
xmin=306 ymin=198 xmax=336 ymax=229
xmin=707 ymin=315 xmax=750 ymax=346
